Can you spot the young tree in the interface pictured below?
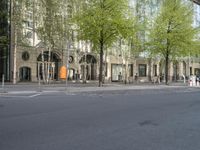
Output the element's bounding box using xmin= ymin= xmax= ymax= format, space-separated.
xmin=9 ymin=0 xmax=36 ymax=83
xmin=0 ymin=1 xmax=9 ymax=81
xmin=73 ymin=0 xmax=135 ymax=87
xmin=148 ymin=0 xmax=199 ymax=84
xmin=0 ymin=6 xmax=8 ymax=46
xmin=11 ymin=0 xmax=26 ymax=84
xmin=35 ymin=0 xmax=72 ymax=83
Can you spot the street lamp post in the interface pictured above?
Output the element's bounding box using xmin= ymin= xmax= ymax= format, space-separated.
xmin=66 ymin=39 xmax=70 ymax=90
xmin=83 ymin=41 xmax=88 ymax=84
xmin=76 ymin=48 xmax=80 ymax=82
xmin=2 ymin=74 xmax=5 ymax=90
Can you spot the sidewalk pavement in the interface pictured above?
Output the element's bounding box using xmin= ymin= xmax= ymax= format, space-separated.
xmin=0 ymin=80 xmax=196 ymax=94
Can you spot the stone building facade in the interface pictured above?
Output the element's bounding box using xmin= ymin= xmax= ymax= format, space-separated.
xmin=2 ymin=0 xmax=200 ymax=83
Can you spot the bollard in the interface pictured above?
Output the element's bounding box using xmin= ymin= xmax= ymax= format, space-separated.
xmin=38 ymin=76 xmax=42 ymax=92
xmin=2 ymin=74 xmax=4 ymax=89
xmin=1 ymin=74 xmax=6 ymax=93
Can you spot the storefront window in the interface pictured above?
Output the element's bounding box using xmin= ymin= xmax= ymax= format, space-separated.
xmin=128 ymin=64 xmax=133 ymax=77
xmin=111 ymin=64 xmax=123 ymax=81
xmin=139 ymin=64 xmax=147 ymax=77
xmin=104 ymin=63 xmax=107 ymax=77
xmin=190 ymin=67 xmax=192 ymax=75
xmin=153 ymin=65 xmax=157 ymax=76
xmin=195 ymin=68 xmax=200 ymax=76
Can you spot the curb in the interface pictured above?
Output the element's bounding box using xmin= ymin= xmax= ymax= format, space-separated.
xmin=1 ymin=85 xmax=199 ymax=95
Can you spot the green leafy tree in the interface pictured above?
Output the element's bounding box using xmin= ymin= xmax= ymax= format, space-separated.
xmin=148 ymin=0 xmax=199 ymax=84
xmin=36 ymin=0 xmax=67 ymax=49
xmin=12 ymin=0 xmax=31 ymax=46
xmin=35 ymin=0 xmax=72 ymax=83
xmin=0 ymin=6 xmax=8 ymax=46
xmin=11 ymin=0 xmax=26 ymax=84
xmin=73 ymin=0 xmax=135 ymax=86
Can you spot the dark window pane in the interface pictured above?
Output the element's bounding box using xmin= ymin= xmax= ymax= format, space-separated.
xmin=139 ymin=64 xmax=146 ymax=77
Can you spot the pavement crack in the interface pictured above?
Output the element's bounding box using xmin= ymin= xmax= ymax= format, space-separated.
xmin=139 ymin=120 xmax=158 ymax=127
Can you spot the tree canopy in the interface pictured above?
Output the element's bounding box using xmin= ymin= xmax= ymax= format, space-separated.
xmin=35 ymin=0 xmax=70 ymax=50
xmin=73 ymin=0 xmax=136 ymax=86
xmin=148 ymin=0 xmax=199 ymax=84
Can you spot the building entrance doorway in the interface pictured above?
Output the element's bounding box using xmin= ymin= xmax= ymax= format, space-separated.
xmin=37 ymin=51 xmax=61 ymax=81
xmin=19 ymin=67 xmax=31 ymax=81
xmin=79 ymin=54 xmax=97 ymax=80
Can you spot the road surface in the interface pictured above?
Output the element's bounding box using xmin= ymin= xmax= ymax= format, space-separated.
xmin=0 ymin=88 xmax=200 ymax=150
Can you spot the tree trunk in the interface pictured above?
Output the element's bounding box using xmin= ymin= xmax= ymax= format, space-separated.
xmin=99 ymin=42 xmax=104 ymax=87
xmin=11 ymin=0 xmax=17 ymax=84
xmin=165 ymin=51 xmax=169 ymax=85
xmin=83 ymin=50 xmax=87 ymax=83
xmin=13 ymin=28 xmax=17 ymax=84
xmin=165 ymin=20 xmax=172 ymax=85
xmin=41 ymin=50 xmax=46 ymax=83
xmin=124 ymin=60 xmax=127 ymax=84
xmin=47 ymin=47 xmax=51 ymax=84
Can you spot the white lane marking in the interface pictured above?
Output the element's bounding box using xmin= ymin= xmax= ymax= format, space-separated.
xmin=0 ymin=92 xmax=42 ymax=98
xmin=9 ymin=91 xmax=37 ymax=94
xmin=0 ymin=95 xmax=29 ymax=98
xmin=28 ymin=93 xmax=42 ymax=98
xmin=43 ymin=91 xmax=62 ymax=93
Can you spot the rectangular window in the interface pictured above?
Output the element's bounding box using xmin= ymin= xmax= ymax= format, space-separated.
xmin=139 ymin=64 xmax=147 ymax=77
xmin=104 ymin=63 xmax=107 ymax=77
xmin=111 ymin=64 xmax=123 ymax=81
xmin=128 ymin=64 xmax=133 ymax=77
xmin=195 ymin=68 xmax=200 ymax=76
xmin=153 ymin=65 xmax=157 ymax=76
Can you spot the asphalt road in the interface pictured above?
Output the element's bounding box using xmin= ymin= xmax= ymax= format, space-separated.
xmin=0 ymin=88 xmax=200 ymax=150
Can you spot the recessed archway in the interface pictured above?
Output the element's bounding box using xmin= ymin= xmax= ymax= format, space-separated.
xmin=37 ymin=51 xmax=61 ymax=80
xmin=79 ymin=54 xmax=97 ymax=80
xmin=19 ymin=67 xmax=31 ymax=81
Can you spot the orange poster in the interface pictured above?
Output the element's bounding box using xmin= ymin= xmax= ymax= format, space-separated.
xmin=59 ymin=66 xmax=67 ymax=79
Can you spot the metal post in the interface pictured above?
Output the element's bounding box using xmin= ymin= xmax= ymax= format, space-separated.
xmin=84 ymin=50 xmax=87 ymax=83
xmin=38 ymin=75 xmax=41 ymax=92
xmin=82 ymin=41 xmax=87 ymax=84
xmin=2 ymin=74 xmax=5 ymax=90
xmin=66 ymin=39 xmax=70 ymax=91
